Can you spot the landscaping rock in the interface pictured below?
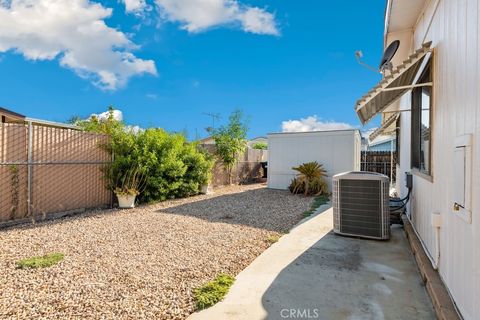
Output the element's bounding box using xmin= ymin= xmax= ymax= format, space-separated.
xmin=0 ymin=184 xmax=311 ymax=319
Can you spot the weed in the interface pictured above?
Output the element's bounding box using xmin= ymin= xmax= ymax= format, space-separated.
xmin=266 ymin=233 xmax=282 ymax=244
xmin=303 ymin=195 xmax=330 ymax=218
xmin=16 ymin=253 xmax=64 ymax=269
xmin=194 ymin=274 xmax=235 ymax=310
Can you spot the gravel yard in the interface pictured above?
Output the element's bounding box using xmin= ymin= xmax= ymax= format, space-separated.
xmin=0 ymin=184 xmax=312 ymax=319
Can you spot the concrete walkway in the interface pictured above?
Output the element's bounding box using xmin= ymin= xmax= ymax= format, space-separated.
xmin=189 ymin=206 xmax=435 ymax=320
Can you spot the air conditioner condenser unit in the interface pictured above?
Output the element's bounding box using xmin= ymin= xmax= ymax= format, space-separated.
xmin=333 ymin=171 xmax=390 ymax=240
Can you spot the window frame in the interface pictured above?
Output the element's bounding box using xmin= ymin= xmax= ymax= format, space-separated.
xmin=410 ymin=59 xmax=433 ymax=179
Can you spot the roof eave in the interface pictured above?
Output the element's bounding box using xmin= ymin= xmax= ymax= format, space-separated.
xmin=383 ymin=0 xmax=393 ymax=47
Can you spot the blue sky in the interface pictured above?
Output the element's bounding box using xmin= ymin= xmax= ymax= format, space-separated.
xmin=0 ymin=0 xmax=385 ymax=139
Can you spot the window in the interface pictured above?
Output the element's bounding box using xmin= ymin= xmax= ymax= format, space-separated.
xmin=411 ymin=61 xmax=432 ymax=175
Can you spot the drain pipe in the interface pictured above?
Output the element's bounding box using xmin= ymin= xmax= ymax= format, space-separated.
xmin=431 ymin=211 xmax=442 ymax=270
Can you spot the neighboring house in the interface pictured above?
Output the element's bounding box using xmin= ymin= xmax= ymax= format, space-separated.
xmin=198 ymin=136 xmax=215 ymax=145
xmin=361 ymin=131 xmax=396 ymax=152
xmin=247 ymin=136 xmax=268 ymax=149
xmin=367 ymin=136 xmax=396 ymax=152
xmin=1 ymin=107 xmax=25 ymax=123
xmin=0 ymin=106 xmax=78 ymax=129
xmin=355 ymin=1 xmax=479 ymax=319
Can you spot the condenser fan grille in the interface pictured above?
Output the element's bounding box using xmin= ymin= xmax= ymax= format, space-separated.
xmin=339 ymin=179 xmax=382 ymax=238
xmin=333 ymin=172 xmax=390 ymax=240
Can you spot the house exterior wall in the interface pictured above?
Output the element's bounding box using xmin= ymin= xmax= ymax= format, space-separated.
xmin=267 ymin=130 xmax=361 ymax=190
xmin=393 ymin=0 xmax=480 ymax=318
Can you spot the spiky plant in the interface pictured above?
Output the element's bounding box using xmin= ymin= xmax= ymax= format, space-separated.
xmin=290 ymin=161 xmax=328 ymax=196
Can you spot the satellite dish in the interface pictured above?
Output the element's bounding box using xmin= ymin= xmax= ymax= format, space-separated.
xmin=379 ymin=40 xmax=400 ymax=72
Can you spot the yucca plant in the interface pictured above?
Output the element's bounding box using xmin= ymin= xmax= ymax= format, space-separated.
xmin=290 ymin=161 xmax=328 ymax=196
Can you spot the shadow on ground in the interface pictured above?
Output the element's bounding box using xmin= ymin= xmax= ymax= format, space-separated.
xmin=261 ymin=226 xmax=435 ymax=320
xmin=1 ymin=186 xmax=312 ymax=234
xmin=156 ymin=188 xmax=312 ymax=233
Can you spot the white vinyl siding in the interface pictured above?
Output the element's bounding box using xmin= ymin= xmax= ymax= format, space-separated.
xmin=394 ymin=0 xmax=480 ymax=318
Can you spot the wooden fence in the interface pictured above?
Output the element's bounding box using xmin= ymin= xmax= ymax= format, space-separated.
xmin=200 ymin=144 xmax=267 ymax=187
xmin=361 ymin=151 xmax=397 ymax=181
xmin=0 ymin=123 xmax=111 ymax=224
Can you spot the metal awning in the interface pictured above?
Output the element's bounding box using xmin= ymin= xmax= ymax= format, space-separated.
xmin=369 ymin=113 xmax=399 ymax=141
xmin=355 ymin=41 xmax=432 ymax=124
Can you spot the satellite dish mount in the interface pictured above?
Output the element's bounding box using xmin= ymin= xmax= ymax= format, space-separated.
xmin=379 ymin=40 xmax=400 ymax=74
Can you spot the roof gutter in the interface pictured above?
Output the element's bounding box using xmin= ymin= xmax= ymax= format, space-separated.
xmin=383 ymin=0 xmax=393 ymax=47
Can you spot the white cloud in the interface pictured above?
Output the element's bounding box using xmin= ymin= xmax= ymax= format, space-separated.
xmin=361 ymin=128 xmax=377 ymax=140
xmin=87 ymin=109 xmax=144 ymax=133
xmin=90 ymin=109 xmax=123 ymax=121
xmin=240 ymin=7 xmax=278 ymax=35
xmin=282 ymin=115 xmax=354 ymax=133
xmin=0 ymin=0 xmax=157 ymax=90
xmin=153 ymin=0 xmax=279 ymax=35
xmin=124 ymin=0 xmax=147 ymax=13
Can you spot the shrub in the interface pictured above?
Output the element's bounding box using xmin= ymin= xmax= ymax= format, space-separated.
xmin=289 ymin=161 xmax=328 ymax=196
xmin=16 ymin=253 xmax=64 ymax=269
xmin=213 ymin=109 xmax=248 ymax=184
xmin=78 ymin=108 xmax=214 ymax=204
xmin=251 ymin=142 xmax=267 ymax=150
xmin=194 ymin=274 xmax=235 ymax=310
xmin=107 ymin=128 xmax=214 ymax=203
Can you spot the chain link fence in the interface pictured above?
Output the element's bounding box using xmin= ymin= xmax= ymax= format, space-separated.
xmin=0 ymin=122 xmax=112 ymax=223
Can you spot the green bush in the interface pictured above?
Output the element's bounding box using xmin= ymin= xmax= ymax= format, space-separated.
xmin=212 ymin=109 xmax=248 ymax=184
xmin=78 ymin=108 xmax=214 ymax=204
xmin=194 ymin=274 xmax=235 ymax=310
xmin=107 ymin=128 xmax=214 ymax=203
xmin=251 ymin=142 xmax=267 ymax=150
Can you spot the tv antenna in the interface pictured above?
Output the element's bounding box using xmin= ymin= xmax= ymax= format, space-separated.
xmin=202 ymin=112 xmax=221 ymax=132
xmin=355 ymin=50 xmax=381 ymax=74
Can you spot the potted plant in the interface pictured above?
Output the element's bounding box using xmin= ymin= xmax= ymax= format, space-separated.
xmin=111 ymin=166 xmax=146 ymax=208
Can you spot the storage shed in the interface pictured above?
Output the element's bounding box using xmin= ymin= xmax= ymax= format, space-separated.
xmin=267 ymin=130 xmax=361 ymax=190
